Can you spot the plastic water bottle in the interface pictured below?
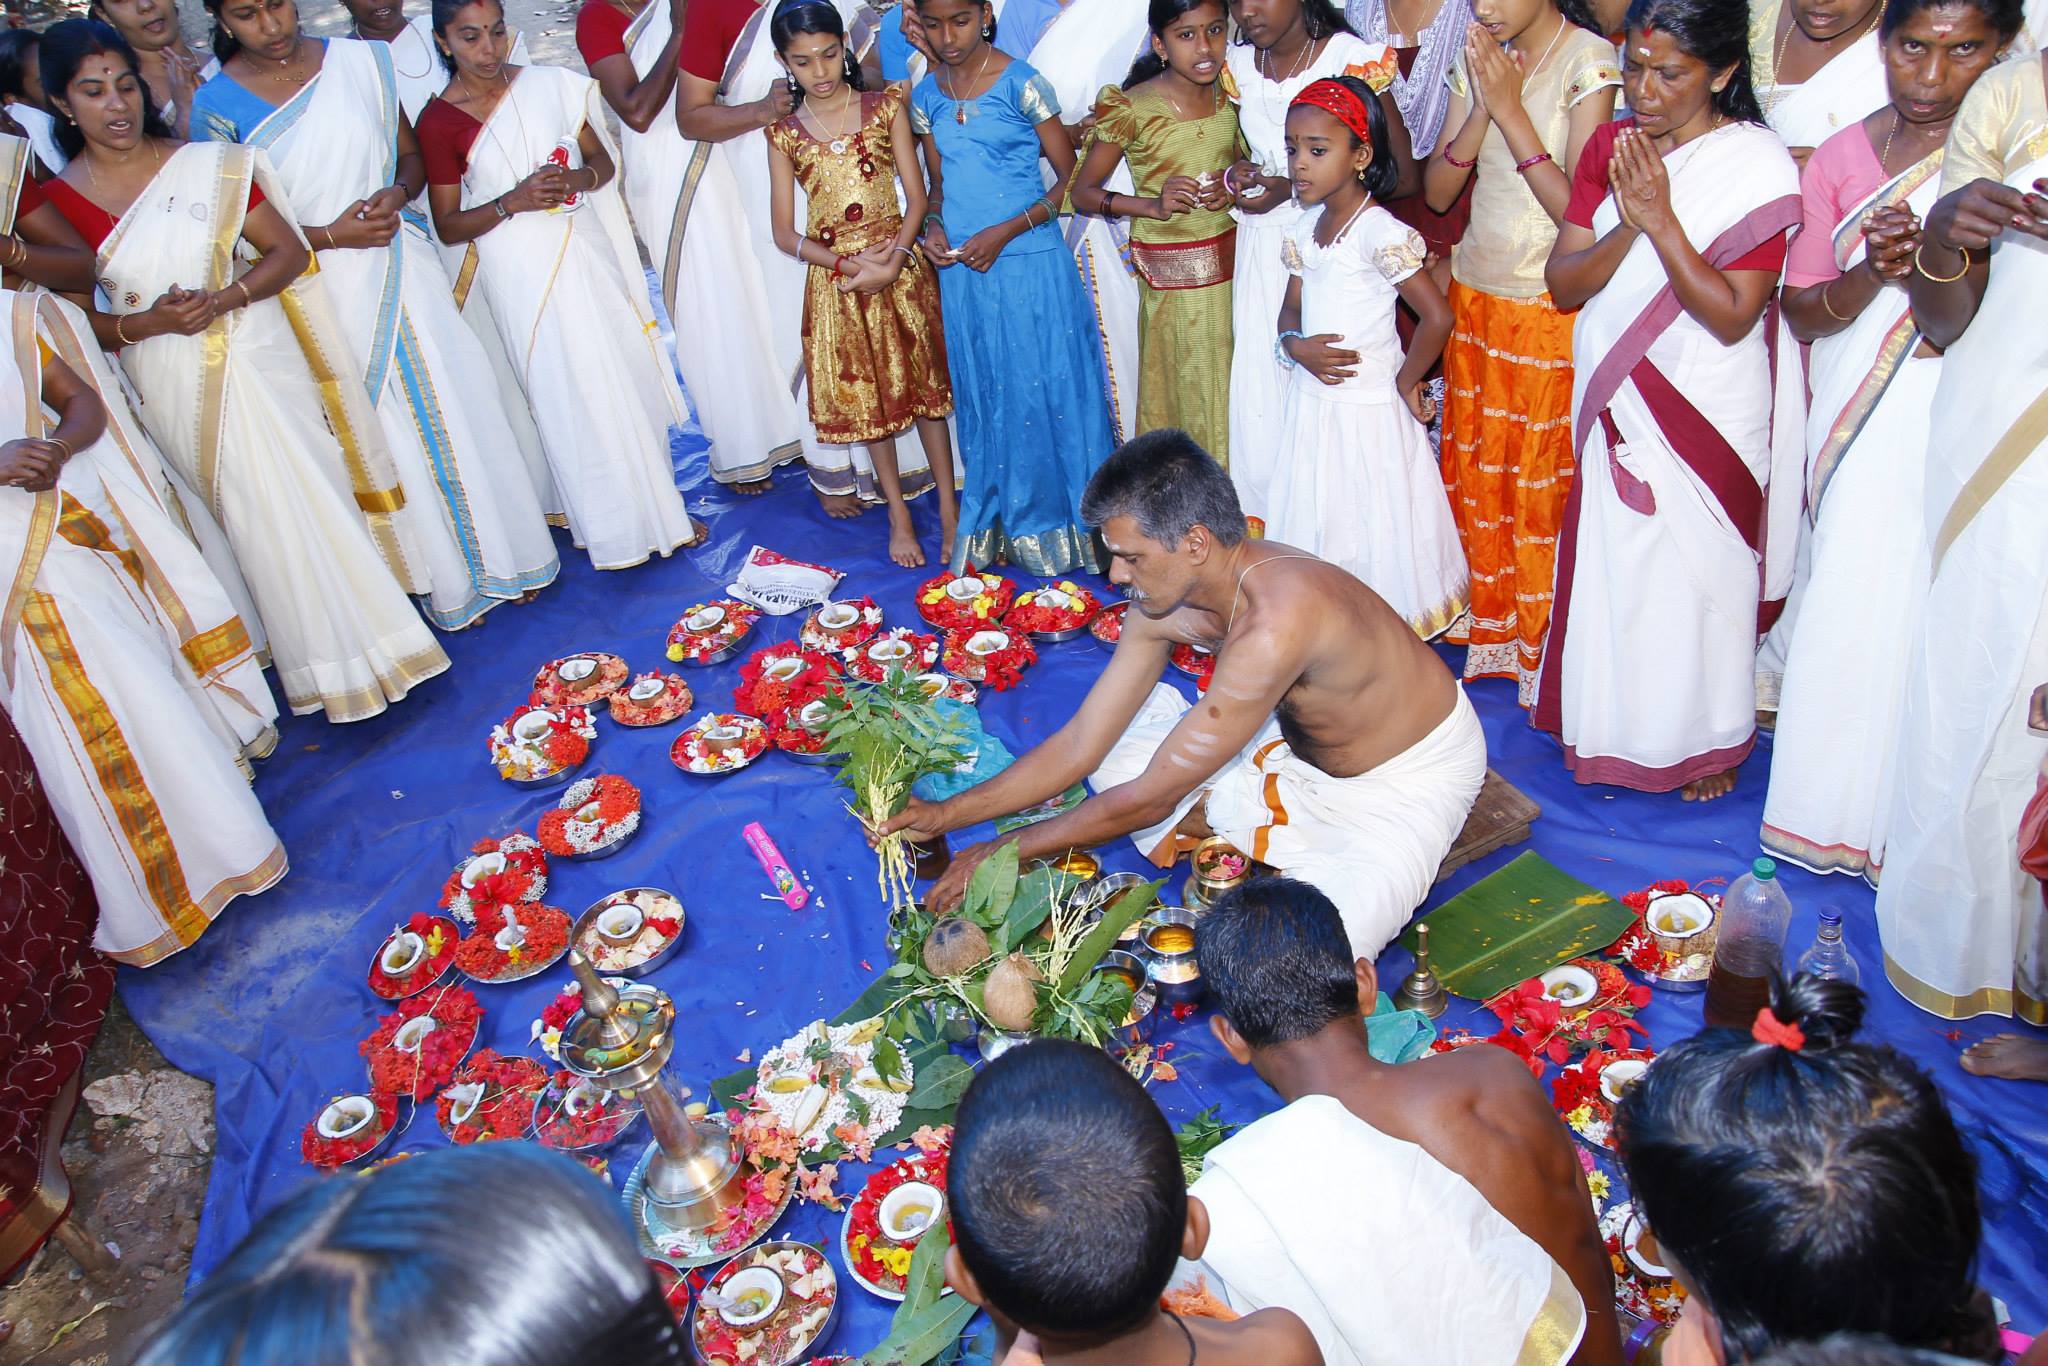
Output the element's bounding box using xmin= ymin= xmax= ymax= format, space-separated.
xmin=1703 ymin=857 xmax=1795 ymax=1028
xmin=1796 ymin=906 xmax=1861 ymax=987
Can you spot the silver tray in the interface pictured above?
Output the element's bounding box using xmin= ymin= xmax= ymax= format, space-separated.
xmin=569 ymin=888 xmax=686 ymax=979
xmin=779 ymin=744 xmax=845 ymax=767
xmin=502 ymin=752 xmax=588 ymax=789
xmin=456 ymin=911 xmax=570 ymax=985
xmin=531 ymin=1073 xmax=642 ymax=1152
xmin=674 ymin=620 xmax=755 ymax=668
xmin=689 ymin=1240 xmax=842 ymax=1365
xmin=1027 ymin=622 xmax=1093 ymax=643
xmin=623 ymin=1127 xmax=796 ymax=1269
xmin=561 ymin=819 xmax=640 ymax=862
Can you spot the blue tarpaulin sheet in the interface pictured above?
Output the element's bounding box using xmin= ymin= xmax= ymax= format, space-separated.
xmin=118 ymin=439 xmax=2048 ymax=1346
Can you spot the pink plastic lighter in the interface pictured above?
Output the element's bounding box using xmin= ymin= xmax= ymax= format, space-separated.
xmin=743 ymin=822 xmax=808 ymax=909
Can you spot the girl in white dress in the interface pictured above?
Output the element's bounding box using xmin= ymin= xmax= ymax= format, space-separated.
xmin=418 ymin=0 xmax=700 ymax=572
xmin=1270 ymin=76 xmax=1464 ymax=636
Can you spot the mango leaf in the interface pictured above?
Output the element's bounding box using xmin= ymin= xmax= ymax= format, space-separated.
xmin=901 ymin=1204 xmax=955 ymax=1318
xmin=859 ymin=1286 xmax=977 ymax=1366
xmin=961 ymin=840 xmax=1019 ymax=929
xmin=1396 ymin=852 xmax=1635 ymax=999
xmin=905 ymin=1052 xmax=974 ymax=1111
xmin=1056 ymin=878 xmax=1163 ymax=994
xmin=992 ymin=865 xmax=1056 ymax=955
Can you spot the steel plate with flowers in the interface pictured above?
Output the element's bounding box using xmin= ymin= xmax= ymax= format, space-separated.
xmin=752 ymin=1017 xmax=913 ymax=1155
xmin=300 ymin=1091 xmax=402 ymax=1170
xmin=608 ymin=670 xmax=695 ymax=728
xmin=571 ymin=887 xmax=685 ymax=975
xmin=733 ymin=643 xmax=845 ymax=723
xmin=672 ymin=713 xmax=770 ymax=775
xmin=1609 ymin=882 xmax=1720 ymax=992
xmin=914 ymin=671 xmax=976 ymax=705
xmin=1006 ymin=581 xmax=1101 ymax=642
xmin=842 ymin=1142 xmax=949 ymax=1301
xmin=1600 ymin=1201 xmax=1687 ymax=1325
xmin=649 ymin=1258 xmax=690 ymax=1326
xmin=530 ymin=651 xmax=630 ymax=708
xmin=1090 ymin=600 xmax=1127 ymax=651
xmin=437 ymin=833 xmax=549 ymax=928
xmin=667 ymin=600 xmax=760 ymax=666
xmin=455 ymin=901 xmax=571 ymax=984
xmin=940 ymin=627 xmax=1037 ymax=691
xmin=916 ymin=567 xmax=1015 ymax=631
xmin=771 ymin=697 xmax=842 ymax=763
xmin=801 ymin=596 xmax=884 ymax=656
xmin=367 ymin=913 xmax=459 ymax=999
xmin=623 ymin=1109 xmax=800 ymax=1267
xmin=534 ymin=1066 xmax=642 ymax=1151
xmin=691 ymin=1241 xmax=839 ymax=1366
xmin=845 ymin=627 xmax=940 ymax=684
xmin=489 ymin=703 xmax=595 ymax=785
xmin=1171 ymin=643 xmax=1215 ymax=694
xmin=536 ymin=774 xmax=643 ymax=860
xmin=436 ymin=1048 xmax=548 ymax=1144
xmin=359 ymin=983 xmax=483 ymax=1102
xmin=1553 ymin=1047 xmax=1657 ymax=1151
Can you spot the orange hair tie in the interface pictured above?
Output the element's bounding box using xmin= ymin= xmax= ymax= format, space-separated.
xmin=1751 ymin=1007 xmax=1806 ymax=1052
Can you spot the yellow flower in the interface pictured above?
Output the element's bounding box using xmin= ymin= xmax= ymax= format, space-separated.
xmin=665 ymin=644 xmax=684 ymax=662
xmin=1586 ymin=1170 xmax=1611 ymax=1201
xmin=1017 ymin=592 xmax=1036 ymax=607
xmin=1566 ymin=1104 xmax=1594 ymax=1129
xmin=425 ymin=925 xmax=446 ymax=955
xmin=881 ymin=1245 xmax=915 ymax=1277
xmin=972 ymin=600 xmax=991 ymax=617
xmin=921 ymin=589 xmax=945 ymax=605
xmin=850 ymin=1234 xmax=870 ymax=1255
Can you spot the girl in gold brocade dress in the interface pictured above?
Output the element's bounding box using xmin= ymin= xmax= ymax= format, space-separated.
xmin=768 ymin=0 xmax=957 ymax=568
xmin=1071 ymin=0 xmax=1240 ymax=463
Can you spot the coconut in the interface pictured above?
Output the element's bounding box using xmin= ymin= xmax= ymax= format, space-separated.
xmin=982 ymin=953 xmax=1043 ymax=1032
xmin=922 ymin=918 xmax=990 ymax=977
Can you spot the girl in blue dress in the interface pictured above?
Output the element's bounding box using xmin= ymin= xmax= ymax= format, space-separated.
xmin=910 ymin=0 xmax=1115 ymax=575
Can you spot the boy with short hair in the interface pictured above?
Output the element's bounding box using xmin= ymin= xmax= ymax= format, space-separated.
xmin=946 ymin=1039 xmax=1324 ymax=1366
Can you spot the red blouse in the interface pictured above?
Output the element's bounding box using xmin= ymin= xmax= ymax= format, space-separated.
xmin=417 ymin=97 xmax=484 ymax=187
xmin=576 ymin=0 xmax=633 ymax=66
xmin=1564 ymin=119 xmax=1788 ymax=274
xmin=15 ymin=173 xmax=47 ymax=221
xmin=41 ymin=174 xmax=263 ymax=253
xmin=678 ymin=0 xmax=758 ymax=83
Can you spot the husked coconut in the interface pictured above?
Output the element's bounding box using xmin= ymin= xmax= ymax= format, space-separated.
xmin=922 ymin=918 xmax=990 ymax=977
xmin=982 ymin=953 xmax=1044 ymax=1032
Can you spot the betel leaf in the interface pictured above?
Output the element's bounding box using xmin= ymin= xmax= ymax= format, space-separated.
xmin=961 ymin=840 xmax=1020 ymax=930
xmin=905 ymin=1052 xmax=974 ymax=1110
xmin=1396 ymin=851 xmax=1636 ymax=1000
xmin=992 ymin=864 xmax=1056 ymax=954
xmin=873 ymin=1035 xmax=906 ymax=1086
xmin=1056 ymin=878 xmax=1163 ymax=994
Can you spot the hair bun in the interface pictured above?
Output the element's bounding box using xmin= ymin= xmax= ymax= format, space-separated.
xmin=1768 ymin=972 xmax=1866 ymax=1053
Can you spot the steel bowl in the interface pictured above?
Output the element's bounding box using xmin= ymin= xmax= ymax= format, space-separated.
xmin=1142 ymin=907 xmax=1204 ymax=1008
xmin=674 ymin=620 xmax=754 ymax=668
xmin=571 ymin=889 xmax=686 ymax=978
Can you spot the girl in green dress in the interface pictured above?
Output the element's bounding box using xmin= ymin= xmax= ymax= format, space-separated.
xmin=1070 ymin=0 xmax=1242 ymax=463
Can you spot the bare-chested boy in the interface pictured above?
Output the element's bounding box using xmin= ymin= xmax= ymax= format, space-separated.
xmin=947 ymin=1040 xmax=1324 ymax=1366
xmin=1190 ymin=878 xmax=1622 ymax=1366
xmin=884 ymin=429 xmax=1486 ymax=959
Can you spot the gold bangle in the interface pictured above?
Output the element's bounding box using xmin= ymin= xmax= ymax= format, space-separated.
xmin=113 ymin=314 xmax=133 ymax=348
xmin=47 ymin=436 xmax=71 ymax=460
xmin=1819 ymin=278 xmax=1851 ymax=323
xmin=234 ymin=280 xmax=253 ymax=310
xmin=1914 ymin=242 xmax=1970 ymax=283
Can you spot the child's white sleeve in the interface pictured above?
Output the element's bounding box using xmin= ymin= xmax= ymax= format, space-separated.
xmin=1280 ymin=233 xmax=1305 ymax=278
xmin=1370 ymin=220 xmax=1428 ymax=286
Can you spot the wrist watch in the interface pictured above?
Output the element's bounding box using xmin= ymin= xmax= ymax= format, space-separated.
xmin=493 ymin=196 xmax=511 ymax=220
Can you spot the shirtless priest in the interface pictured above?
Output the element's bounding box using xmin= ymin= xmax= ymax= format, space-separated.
xmin=886 ymin=430 xmax=1487 ymax=959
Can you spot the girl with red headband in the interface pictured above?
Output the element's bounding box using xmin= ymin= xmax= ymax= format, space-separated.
xmin=1267 ymin=75 xmax=1466 ymax=638
xmin=1070 ymin=0 xmax=1242 ymax=464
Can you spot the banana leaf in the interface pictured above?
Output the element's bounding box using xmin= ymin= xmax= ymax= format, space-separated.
xmin=1396 ymin=852 xmax=1634 ymax=1000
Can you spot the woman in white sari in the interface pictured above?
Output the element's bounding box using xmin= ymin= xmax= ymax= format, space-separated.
xmin=676 ymin=0 xmax=938 ymax=509
xmin=420 ymin=0 xmax=699 ymax=570
xmin=1877 ymin=47 xmax=2048 ymax=1021
xmin=1761 ymin=0 xmax=2019 ymax=879
xmin=1749 ymin=0 xmax=1890 ymax=163
xmin=1 ymin=288 xmax=285 ymax=967
xmin=192 ymin=2 xmax=561 ymax=631
xmin=40 ymin=20 xmax=449 ymax=723
xmin=1537 ymin=0 xmax=1804 ymax=801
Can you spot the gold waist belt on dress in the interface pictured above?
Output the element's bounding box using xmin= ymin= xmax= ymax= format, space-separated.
xmin=821 ymin=214 xmax=905 ymax=258
xmin=1129 ymin=227 xmax=1236 ymax=292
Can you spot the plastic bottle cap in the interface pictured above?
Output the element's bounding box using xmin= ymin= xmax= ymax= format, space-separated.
xmin=1752 ymin=857 xmax=1777 ymax=880
xmin=1819 ymin=908 xmax=1842 ymax=926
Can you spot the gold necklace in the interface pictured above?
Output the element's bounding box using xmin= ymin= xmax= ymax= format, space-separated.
xmin=805 ymin=85 xmax=861 ymax=151
xmin=262 ymin=35 xmax=308 ymax=85
xmin=1259 ymin=30 xmax=1317 ymax=85
xmin=1879 ymin=106 xmax=1900 ymax=169
xmin=1772 ymin=0 xmax=1883 ymax=105
xmin=82 ymin=135 xmax=164 ymax=203
xmin=942 ymin=43 xmax=992 ymax=125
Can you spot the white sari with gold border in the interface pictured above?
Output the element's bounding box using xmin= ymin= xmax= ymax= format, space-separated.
xmin=1876 ymin=56 xmax=2048 ymax=1022
xmin=211 ymin=37 xmax=561 ymax=629
xmin=454 ymin=64 xmax=697 ymax=569
xmin=0 ymin=290 xmax=285 ymax=968
xmin=1762 ymin=142 xmax=1947 ymax=880
xmin=1750 ymin=0 xmax=1888 ymax=152
xmin=97 ymin=141 xmax=448 ymax=722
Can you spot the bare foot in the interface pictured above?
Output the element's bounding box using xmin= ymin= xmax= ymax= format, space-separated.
xmin=887 ymin=509 xmax=926 ymax=568
xmin=940 ymin=516 xmax=957 ymax=566
xmin=732 ymin=479 xmax=772 ymax=496
xmin=818 ymin=489 xmax=864 ymax=519
xmin=1681 ymin=769 xmax=1739 ymax=802
xmin=1960 ymin=1033 xmax=2048 ymax=1082
xmin=517 ymin=590 xmax=541 ymax=604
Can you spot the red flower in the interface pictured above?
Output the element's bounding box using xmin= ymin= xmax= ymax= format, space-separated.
xmin=540 ymin=986 xmax=582 ymax=1032
xmin=300 ymin=1092 xmax=399 ymax=1169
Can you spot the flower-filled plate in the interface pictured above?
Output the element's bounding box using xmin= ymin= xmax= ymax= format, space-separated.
xmin=672 ymin=713 xmax=770 ymax=775
xmin=367 ymin=913 xmax=459 ymax=999
xmin=438 ymin=833 xmax=549 ymax=928
xmin=667 ymin=600 xmax=760 ymax=666
xmin=752 ymin=1017 xmax=913 ymax=1156
xmin=359 ymin=983 xmax=484 ymax=1102
xmin=1006 ymin=581 xmax=1100 ymax=641
xmin=609 ymin=671 xmax=695 ymax=728
xmin=1600 ymin=1200 xmax=1688 ymax=1326
xmin=1171 ymin=642 xmax=1215 ymax=694
xmin=533 ymin=1067 xmax=641 ymax=1151
xmin=771 ymin=697 xmax=841 ymax=763
xmin=301 ymin=1092 xmax=402 ymax=1170
xmin=571 ymin=887 xmax=686 ymax=976
xmin=914 ymin=672 xmax=977 ymax=705
xmin=1090 ymin=601 xmax=1128 ymax=651
xmin=1553 ymin=1047 xmax=1657 ymax=1151
xmin=489 ymin=704 xmax=595 ymax=785
xmin=436 ymin=1049 xmax=547 ymax=1144
xmin=941 ymin=627 xmax=1036 ymax=691
xmin=691 ymin=1241 xmax=839 ymax=1366
xmin=455 ymin=901 xmax=572 ymax=984
xmin=801 ymin=597 xmax=884 ymax=656
xmin=733 ymin=643 xmax=845 ymax=724
xmin=1609 ymin=882 xmax=1720 ymax=992
xmin=530 ymin=651 xmax=630 ymax=708
xmin=650 ymin=1259 xmax=691 ymax=1326
xmin=536 ymin=774 xmax=643 ymax=861
xmin=845 ymin=628 xmax=941 ymax=684
xmin=841 ymin=1144 xmax=950 ymax=1301
xmin=915 ymin=568 xmax=1014 ymax=632
xmin=623 ymin=1110 xmax=799 ymax=1267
